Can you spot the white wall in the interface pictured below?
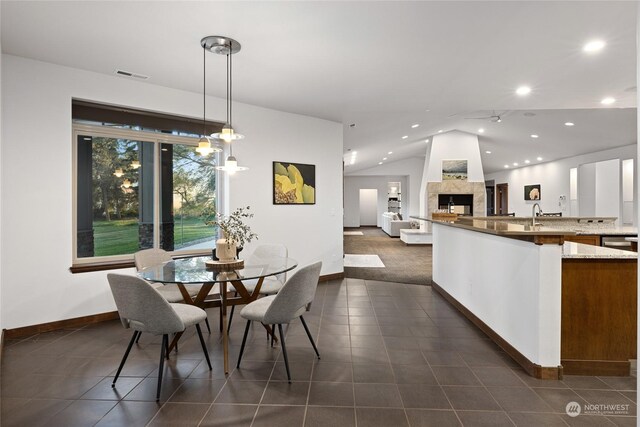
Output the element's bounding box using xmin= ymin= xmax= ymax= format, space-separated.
xmin=0 ymin=13 xmax=3 ymax=333
xmin=359 ymin=189 xmax=378 ymax=226
xmin=1 ymin=54 xmax=343 ymax=330
xmin=346 ymin=156 xmax=424 ymax=220
xmin=485 ymin=144 xmax=637 ymax=220
xmin=594 ymin=159 xmax=621 ymax=221
xmin=424 ymin=131 xmax=485 ymax=182
xmin=578 ymin=163 xmax=596 ymax=216
xmin=344 ymin=175 xmax=407 ymax=227
xmin=433 ymin=223 xmax=562 ymax=367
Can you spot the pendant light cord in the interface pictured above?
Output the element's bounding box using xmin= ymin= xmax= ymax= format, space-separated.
xmin=202 ymin=46 xmax=206 ymax=136
xmin=229 ymin=45 xmax=233 ymax=128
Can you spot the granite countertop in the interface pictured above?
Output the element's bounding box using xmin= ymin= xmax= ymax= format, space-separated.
xmin=574 ymin=226 xmax=638 ymax=236
xmin=430 ymin=219 xmax=576 ymax=236
xmin=563 ymin=242 xmax=637 ymax=259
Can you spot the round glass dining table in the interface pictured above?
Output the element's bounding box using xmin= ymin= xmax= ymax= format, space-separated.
xmin=139 ymin=255 xmax=298 ymax=373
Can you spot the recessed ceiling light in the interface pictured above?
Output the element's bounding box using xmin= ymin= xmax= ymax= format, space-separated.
xmin=383 ymin=157 xmax=387 ymax=160
xmin=411 ymin=124 xmax=420 ymax=128
xmin=524 ymin=160 xmax=530 ymax=164
xmin=504 ymin=165 xmax=510 ymax=168
xmin=388 ymin=151 xmax=393 ymax=154
xmin=536 ymin=156 xmax=543 ymax=161
xmin=530 ymin=134 xmax=539 ymax=138
xmin=478 ymin=128 xmax=485 ymax=133
xmin=583 ymin=40 xmax=605 ymax=53
xmin=513 ymin=162 xmax=519 ymax=166
xmin=601 ymin=97 xmax=616 ymax=105
xmin=402 ymin=135 xmax=408 ymax=139
xmin=564 ymin=122 xmax=575 ymax=126
xmin=516 ymin=86 xmax=531 ymax=96
xmin=425 ymin=139 xmax=430 ymax=143
xmin=438 ymin=130 xmax=443 ymax=133
xmin=378 ymin=162 xmax=383 ymax=165
xmin=425 ymin=109 xmax=431 ymax=112
xmin=485 ymin=151 xmax=492 ymax=154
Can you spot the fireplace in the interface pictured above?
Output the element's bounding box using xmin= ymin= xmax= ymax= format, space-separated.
xmin=438 ymin=194 xmax=474 ymax=215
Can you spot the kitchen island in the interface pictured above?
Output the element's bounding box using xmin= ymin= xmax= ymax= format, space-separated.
xmin=430 ymin=219 xmax=636 ymax=379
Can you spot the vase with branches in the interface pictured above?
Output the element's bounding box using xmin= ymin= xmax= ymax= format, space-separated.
xmin=204 ymin=206 xmax=257 ymax=261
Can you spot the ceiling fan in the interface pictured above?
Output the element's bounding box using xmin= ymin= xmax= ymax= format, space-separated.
xmin=463 ymin=110 xmax=508 ymax=122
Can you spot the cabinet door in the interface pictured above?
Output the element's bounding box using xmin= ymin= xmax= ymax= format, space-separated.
xmin=565 ymin=235 xmax=601 ymax=246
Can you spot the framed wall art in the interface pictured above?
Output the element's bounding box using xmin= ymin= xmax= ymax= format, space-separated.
xmin=442 ymin=160 xmax=468 ymax=181
xmin=524 ymin=184 xmax=541 ymax=200
xmin=273 ymin=161 xmax=316 ymax=204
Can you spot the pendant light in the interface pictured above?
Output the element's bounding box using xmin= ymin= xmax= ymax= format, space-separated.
xmin=205 ymin=36 xmax=245 ymax=143
xmin=201 ymin=35 xmax=248 ymax=173
xmin=196 ymin=41 xmax=222 ymax=156
xmin=113 ymin=168 xmax=124 ymax=177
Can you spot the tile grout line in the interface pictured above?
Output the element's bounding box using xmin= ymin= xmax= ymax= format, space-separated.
xmin=302 ymin=283 xmax=327 ymax=427
xmin=363 ymin=278 xmax=408 ymax=426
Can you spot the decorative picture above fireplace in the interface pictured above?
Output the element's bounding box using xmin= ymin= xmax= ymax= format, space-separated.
xmin=442 ymin=160 xmax=468 ymax=181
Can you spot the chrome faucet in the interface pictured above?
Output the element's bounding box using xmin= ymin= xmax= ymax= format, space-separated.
xmin=532 ymin=203 xmax=542 ymax=227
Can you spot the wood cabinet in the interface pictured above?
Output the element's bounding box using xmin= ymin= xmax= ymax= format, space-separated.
xmin=561 ymin=258 xmax=637 ymax=376
xmin=564 ymin=235 xmax=600 ymax=246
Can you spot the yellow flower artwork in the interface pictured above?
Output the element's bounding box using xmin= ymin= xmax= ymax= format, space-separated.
xmin=273 ymin=162 xmax=316 ymax=204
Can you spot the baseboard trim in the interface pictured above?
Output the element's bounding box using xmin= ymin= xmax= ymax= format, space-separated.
xmin=4 ymin=311 xmax=120 ymax=340
xmin=431 ymin=281 xmax=562 ymax=380
xmin=562 ymin=359 xmax=630 ymax=376
xmin=6 ymin=272 xmax=344 ymax=340
xmin=1 ymin=329 xmax=5 ymax=365
xmin=320 ymin=272 xmax=345 ymax=282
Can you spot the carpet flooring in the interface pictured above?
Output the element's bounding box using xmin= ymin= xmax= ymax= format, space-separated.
xmin=343 ymin=227 xmax=432 ymax=285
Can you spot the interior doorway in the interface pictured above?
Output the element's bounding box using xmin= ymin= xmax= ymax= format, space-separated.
xmin=496 ymin=183 xmax=509 ymax=215
xmin=486 ymin=185 xmax=495 ymax=216
xmin=359 ymin=189 xmax=378 ymax=226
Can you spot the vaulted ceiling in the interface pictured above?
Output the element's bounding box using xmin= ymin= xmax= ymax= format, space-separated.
xmin=2 ymin=1 xmax=636 ymax=173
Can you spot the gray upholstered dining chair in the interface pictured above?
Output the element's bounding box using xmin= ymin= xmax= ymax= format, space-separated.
xmin=134 ymin=248 xmax=212 ymax=333
xmin=227 ymin=244 xmax=288 ymax=331
xmin=236 ymin=261 xmax=322 ymax=382
xmin=107 ymin=273 xmax=212 ymax=401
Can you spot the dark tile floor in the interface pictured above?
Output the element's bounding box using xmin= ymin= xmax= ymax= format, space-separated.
xmin=1 ymin=278 xmax=637 ymax=426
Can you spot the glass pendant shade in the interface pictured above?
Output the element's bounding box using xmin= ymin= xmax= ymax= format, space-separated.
xmin=130 ymin=160 xmax=141 ymax=169
xmin=113 ymin=168 xmax=124 ymax=177
xmin=122 ymin=178 xmax=132 ymax=188
xmin=195 ymin=137 xmax=222 ymax=156
xmin=211 ymin=123 xmax=244 ymax=143
xmin=215 ymin=155 xmax=248 ymax=174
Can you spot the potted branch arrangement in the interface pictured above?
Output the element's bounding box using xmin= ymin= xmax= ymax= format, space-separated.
xmin=205 ymin=206 xmax=258 ymax=262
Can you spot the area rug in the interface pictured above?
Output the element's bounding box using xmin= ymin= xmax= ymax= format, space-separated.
xmin=344 ymin=254 xmax=385 ymax=268
xmin=343 ymin=227 xmax=432 ymax=285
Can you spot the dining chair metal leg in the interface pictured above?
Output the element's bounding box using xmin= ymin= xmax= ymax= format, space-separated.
xmin=300 ymin=316 xmax=320 ymax=359
xmin=195 ymin=324 xmax=212 ymax=370
xmin=205 ymin=317 xmax=211 ymax=334
xmin=156 ymin=334 xmax=168 ymax=401
xmin=270 ymin=325 xmax=275 ymax=347
xmin=135 ymin=332 xmax=142 ymax=344
xmin=113 ymin=330 xmax=139 ymax=387
xmin=237 ymin=320 xmax=251 ymax=368
xmin=165 ymin=335 xmax=170 ymax=360
xmin=278 ymin=324 xmax=291 ymax=383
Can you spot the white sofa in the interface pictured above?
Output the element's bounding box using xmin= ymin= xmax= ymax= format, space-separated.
xmin=381 ymin=212 xmax=412 ymax=237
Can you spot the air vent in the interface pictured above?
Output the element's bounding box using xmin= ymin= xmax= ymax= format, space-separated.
xmin=115 ymin=69 xmax=149 ymax=80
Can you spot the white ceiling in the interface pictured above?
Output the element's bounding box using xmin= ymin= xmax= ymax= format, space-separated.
xmin=2 ymin=1 xmax=637 ymax=173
